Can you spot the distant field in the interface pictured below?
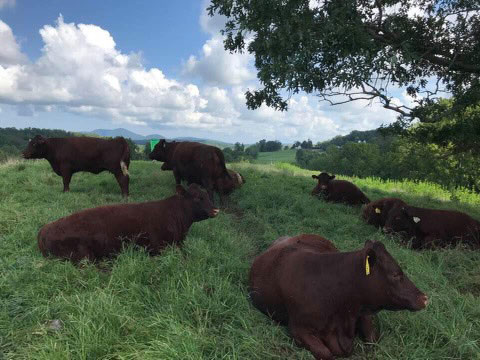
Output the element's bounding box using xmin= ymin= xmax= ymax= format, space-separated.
xmin=1 ymin=159 xmax=479 ymax=359
xmin=253 ymin=149 xmax=296 ymax=164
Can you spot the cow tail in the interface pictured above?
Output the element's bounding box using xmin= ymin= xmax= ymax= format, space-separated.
xmin=216 ymin=148 xmax=231 ymax=179
xmin=120 ymin=138 xmax=130 ymax=176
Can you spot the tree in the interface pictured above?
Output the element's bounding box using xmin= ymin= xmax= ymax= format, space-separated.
xmin=208 ymin=0 xmax=480 ymax=149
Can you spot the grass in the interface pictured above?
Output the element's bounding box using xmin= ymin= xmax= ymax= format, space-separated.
xmin=253 ymin=149 xmax=296 ymax=164
xmin=1 ymin=159 xmax=480 ymax=359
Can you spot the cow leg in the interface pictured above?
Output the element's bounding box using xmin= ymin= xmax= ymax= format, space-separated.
xmin=114 ymin=172 xmax=129 ymax=197
xmin=357 ymin=315 xmax=379 ymax=343
xmin=61 ymin=169 xmax=72 ymax=192
xmin=289 ymin=324 xmax=334 ymax=360
xmin=173 ymin=169 xmax=181 ymax=185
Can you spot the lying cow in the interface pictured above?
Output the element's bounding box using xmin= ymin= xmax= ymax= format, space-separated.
xmin=362 ymin=197 xmax=407 ymax=228
xmin=384 ymin=205 xmax=480 ymax=249
xmin=23 ymin=135 xmax=130 ymax=197
xmin=216 ymin=169 xmax=245 ymax=195
xmin=249 ymin=234 xmax=428 ymax=360
xmin=149 ymin=140 xmax=231 ymax=201
xmin=38 ymin=184 xmax=219 ymax=262
xmin=311 ymin=172 xmax=370 ymax=205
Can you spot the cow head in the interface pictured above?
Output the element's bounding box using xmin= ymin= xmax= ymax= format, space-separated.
xmin=149 ymin=139 xmax=174 ymax=162
xmin=311 ymin=172 xmax=335 ymax=195
xmin=383 ymin=205 xmax=418 ymax=237
xmin=362 ymin=202 xmax=382 ymax=226
xmin=362 ymin=240 xmax=428 ymax=312
xmin=176 ymin=184 xmax=219 ymax=220
xmin=23 ymin=135 xmax=48 ymax=159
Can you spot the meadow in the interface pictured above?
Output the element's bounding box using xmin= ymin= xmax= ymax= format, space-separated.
xmin=253 ymin=149 xmax=296 ymax=164
xmin=1 ymin=159 xmax=480 ymax=359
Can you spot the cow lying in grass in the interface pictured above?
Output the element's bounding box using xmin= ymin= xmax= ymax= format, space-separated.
xmin=249 ymin=234 xmax=428 ymax=360
xmin=362 ymin=197 xmax=407 ymax=228
xmin=23 ymin=135 xmax=130 ymax=197
xmin=38 ymin=184 xmax=219 ymax=262
xmin=311 ymin=172 xmax=370 ymax=205
xmin=384 ymin=205 xmax=480 ymax=249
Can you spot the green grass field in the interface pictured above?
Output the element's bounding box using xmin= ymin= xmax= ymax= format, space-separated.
xmin=1 ymin=159 xmax=480 ymax=359
xmin=253 ymin=149 xmax=296 ymax=164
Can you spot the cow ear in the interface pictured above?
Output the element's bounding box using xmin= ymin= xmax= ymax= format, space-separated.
xmin=311 ymin=175 xmax=318 ymax=179
xmin=329 ymin=174 xmax=336 ymax=180
xmin=175 ymin=185 xmax=186 ymax=196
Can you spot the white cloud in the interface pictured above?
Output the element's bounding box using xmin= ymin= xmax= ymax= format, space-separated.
xmin=183 ymin=35 xmax=255 ymax=86
xmin=0 ymin=20 xmax=27 ymax=66
xmin=0 ymin=0 xmax=15 ymax=9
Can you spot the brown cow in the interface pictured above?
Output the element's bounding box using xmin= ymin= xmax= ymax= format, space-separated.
xmin=23 ymin=135 xmax=130 ymax=197
xmin=312 ymin=172 xmax=370 ymax=205
xmin=384 ymin=205 xmax=480 ymax=249
xmin=215 ymin=169 xmax=245 ymax=195
xmin=149 ymin=140 xmax=231 ymax=201
xmin=249 ymin=234 xmax=428 ymax=360
xmin=362 ymin=197 xmax=408 ymax=228
xmin=38 ymin=184 xmax=219 ymax=262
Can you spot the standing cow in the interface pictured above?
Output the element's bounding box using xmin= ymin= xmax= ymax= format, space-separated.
xmin=249 ymin=234 xmax=428 ymax=360
xmin=149 ymin=140 xmax=231 ymax=201
xmin=384 ymin=205 xmax=480 ymax=249
xmin=23 ymin=135 xmax=130 ymax=197
xmin=38 ymin=184 xmax=219 ymax=261
xmin=311 ymin=172 xmax=370 ymax=205
xmin=362 ymin=197 xmax=408 ymax=228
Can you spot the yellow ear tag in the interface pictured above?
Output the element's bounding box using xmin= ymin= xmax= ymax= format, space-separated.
xmin=365 ymin=256 xmax=370 ymax=276
xmin=375 ymin=208 xmax=381 ymax=214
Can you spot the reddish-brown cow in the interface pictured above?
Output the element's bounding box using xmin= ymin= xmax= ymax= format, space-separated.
xmin=362 ymin=197 xmax=408 ymax=228
xmin=38 ymin=184 xmax=219 ymax=262
xmin=23 ymin=135 xmax=130 ymax=197
xmin=149 ymin=140 xmax=231 ymax=201
xmin=384 ymin=205 xmax=480 ymax=249
xmin=249 ymin=234 xmax=428 ymax=360
xmin=311 ymin=172 xmax=370 ymax=205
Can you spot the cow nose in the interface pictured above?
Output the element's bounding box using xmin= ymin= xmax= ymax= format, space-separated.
xmin=210 ymin=208 xmax=220 ymax=217
xmin=419 ymin=294 xmax=429 ymax=308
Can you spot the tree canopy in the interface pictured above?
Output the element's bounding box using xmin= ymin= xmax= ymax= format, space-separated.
xmin=208 ymin=0 xmax=480 ymax=151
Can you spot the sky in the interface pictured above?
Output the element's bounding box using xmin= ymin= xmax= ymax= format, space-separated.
xmin=0 ymin=0 xmax=413 ymax=143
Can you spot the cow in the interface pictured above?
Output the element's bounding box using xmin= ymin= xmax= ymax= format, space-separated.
xmin=149 ymin=140 xmax=231 ymax=201
xmin=159 ymin=158 xmax=245 ymax=196
xmin=384 ymin=205 xmax=480 ymax=249
xmin=362 ymin=197 xmax=408 ymax=228
xmin=38 ymin=184 xmax=219 ymax=262
xmin=311 ymin=172 xmax=370 ymax=205
xmin=249 ymin=234 xmax=428 ymax=360
xmin=23 ymin=135 xmax=130 ymax=197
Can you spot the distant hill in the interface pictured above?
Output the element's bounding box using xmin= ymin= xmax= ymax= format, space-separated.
xmin=87 ymin=128 xmax=233 ymax=148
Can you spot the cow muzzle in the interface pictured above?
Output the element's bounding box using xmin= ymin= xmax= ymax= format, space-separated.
xmin=210 ymin=208 xmax=220 ymax=217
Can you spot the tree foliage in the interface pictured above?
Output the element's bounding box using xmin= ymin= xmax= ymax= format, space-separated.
xmin=208 ymin=0 xmax=480 ymax=151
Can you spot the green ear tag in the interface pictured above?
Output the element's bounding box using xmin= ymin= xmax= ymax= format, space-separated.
xmin=365 ymin=256 xmax=370 ymax=276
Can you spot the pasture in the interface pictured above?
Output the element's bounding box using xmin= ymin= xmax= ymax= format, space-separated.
xmin=253 ymin=149 xmax=296 ymax=164
xmin=1 ymin=159 xmax=480 ymax=359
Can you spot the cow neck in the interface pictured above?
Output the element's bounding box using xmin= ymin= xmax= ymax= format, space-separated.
xmin=166 ymin=195 xmax=194 ymax=233
xmin=43 ymin=139 xmax=60 ymax=168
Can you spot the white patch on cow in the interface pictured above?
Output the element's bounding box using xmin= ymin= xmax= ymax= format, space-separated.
xmin=320 ymin=185 xmax=328 ymax=190
xmin=413 ymin=216 xmax=421 ymax=223
xmin=120 ymin=161 xmax=129 ymax=176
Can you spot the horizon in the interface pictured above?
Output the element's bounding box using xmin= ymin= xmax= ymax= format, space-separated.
xmin=0 ymin=1 xmax=411 ymax=143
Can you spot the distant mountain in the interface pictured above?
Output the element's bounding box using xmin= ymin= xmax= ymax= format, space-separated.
xmin=87 ymin=128 xmax=233 ymax=148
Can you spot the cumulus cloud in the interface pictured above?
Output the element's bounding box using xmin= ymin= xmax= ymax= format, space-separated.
xmin=183 ymin=35 xmax=255 ymax=86
xmin=0 ymin=20 xmax=27 ymax=66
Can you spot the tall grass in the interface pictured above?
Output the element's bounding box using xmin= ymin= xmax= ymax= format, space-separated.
xmin=1 ymin=160 xmax=479 ymax=359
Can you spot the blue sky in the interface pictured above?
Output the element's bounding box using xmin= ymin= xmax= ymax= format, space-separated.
xmin=0 ymin=0 xmax=409 ymax=143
